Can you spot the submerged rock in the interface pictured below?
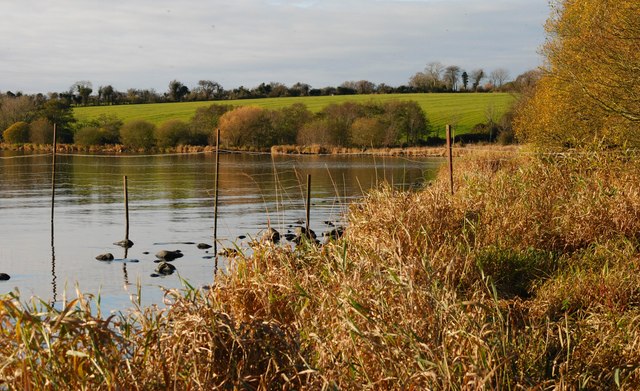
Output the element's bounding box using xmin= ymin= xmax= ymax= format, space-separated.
xmin=155 ymin=261 xmax=176 ymax=275
xmin=197 ymin=243 xmax=212 ymax=250
xmin=113 ymin=239 xmax=134 ymax=248
xmin=95 ymin=253 xmax=114 ymax=261
xmin=155 ymin=250 xmax=183 ymax=261
xmin=261 ymin=227 xmax=280 ymax=244
xmin=0 ymin=273 xmax=10 ymax=281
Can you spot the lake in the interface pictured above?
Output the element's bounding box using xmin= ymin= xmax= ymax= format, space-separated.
xmin=0 ymin=151 xmax=441 ymax=313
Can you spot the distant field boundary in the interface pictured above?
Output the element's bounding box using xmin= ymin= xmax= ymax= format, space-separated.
xmin=74 ymin=93 xmax=516 ymax=135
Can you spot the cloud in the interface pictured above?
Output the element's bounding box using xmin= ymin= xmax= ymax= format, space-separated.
xmin=0 ymin=0 xmax=548 ymax=93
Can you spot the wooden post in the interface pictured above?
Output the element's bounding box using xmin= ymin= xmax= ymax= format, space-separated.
xmin=123 ymin=176 xmax=130 ymax=241
xmin=446 ymin=124 xmax=454 ymax=195
xmin=213 ymin=128 xmax=221 ymax=255
xmin=51 ymin=124 xmax=57 ymax=223
xmin=305 ymin=174 xmax=311 ymax=236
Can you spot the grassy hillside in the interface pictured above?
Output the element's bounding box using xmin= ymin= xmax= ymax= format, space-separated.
xmin=74 ymin=93 xmax=515 ymax=135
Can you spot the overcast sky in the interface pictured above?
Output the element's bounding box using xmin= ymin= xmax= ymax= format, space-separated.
xmin=0 ymin=0 xmax=549 ymax=94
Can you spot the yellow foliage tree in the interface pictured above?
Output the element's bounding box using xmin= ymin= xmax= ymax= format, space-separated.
xmin=515 ymin=0 xmax=640 ymax=148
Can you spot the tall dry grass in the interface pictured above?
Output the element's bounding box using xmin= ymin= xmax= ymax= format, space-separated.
xmin=1 ymin=150 xmax=639 ymax=389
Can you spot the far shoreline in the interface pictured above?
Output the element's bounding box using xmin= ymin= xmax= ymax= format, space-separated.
xmin=0 ymin=142 xmax=520 ymax=158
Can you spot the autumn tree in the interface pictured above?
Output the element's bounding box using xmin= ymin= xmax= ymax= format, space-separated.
xmin=218 ymin=106 xmax=274 ymax=148
xmin=514 ymin=0 xmax=640 ymax=148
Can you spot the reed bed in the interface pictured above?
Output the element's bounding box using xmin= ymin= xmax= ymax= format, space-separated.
xmin=1 ymin=150 xmax=639 ymax=389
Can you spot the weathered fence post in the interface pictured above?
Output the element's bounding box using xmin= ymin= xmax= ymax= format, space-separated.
xmin=213 ymin=128 xmax=221 ymax=256
xmin=51 ymin=124 xmax=57 ymax=223
xmin=305 ymin=174 xmax=311 ymax=236
xmin=446 ymin=124 xmax=454 ymax=195
xmin=123 ymin=175 xmax=130 ymax=242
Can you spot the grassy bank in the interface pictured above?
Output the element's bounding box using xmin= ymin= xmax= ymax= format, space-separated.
xmin=73 ymin=93 xmax=515 ymax=135
xmin=1 ymin=150 xmax=639 ymax=389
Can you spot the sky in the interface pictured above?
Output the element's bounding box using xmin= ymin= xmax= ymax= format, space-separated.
xmin=0 ymin=0 xmax=549 ymax=95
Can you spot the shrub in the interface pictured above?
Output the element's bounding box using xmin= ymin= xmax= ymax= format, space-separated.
xmin=296 ymin=118 xmax=333 ymax=145
xmin=120 ymin=120 xmax=156 ymax=149
xmin=2 ymin=121 xmax=30 ymax=144
xmin=318 ymin=102 xmax=363 ymax=146
xmin=29 ymin=118 xmax=55 ymax=144
xmin=218 ymin=106 xmax=273 ymax=148
xmin=155 ymin=120 xmax=191 ymax=147
xmin=350 ymin=117 xmax=387 ymax=147
xmin=74 ymin=126 xmax=105 ymax=146
xmin=382 ymin=100 xmax=430 ymax=145
xmin=189 ymin=104 xmax=234 ymax=145
xmin=90 ymin=114 xmax=123 ymax=144
xmin=269 ymin=103 xmax=312 ymax=145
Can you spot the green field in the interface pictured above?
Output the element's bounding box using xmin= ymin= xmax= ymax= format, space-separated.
xmin=74 ymin=93 xmax=516 ymax=135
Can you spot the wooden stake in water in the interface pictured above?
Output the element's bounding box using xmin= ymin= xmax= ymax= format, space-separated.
xmin=305 ymin=174 xmax=311 ymax=235
xmin=213 ymin=128 xmax=221 ymax=256
xmin=51 ymin=124 xmax=57 ymax=224
xmin=446 ymin=124 xmax=454 ymax=195
xmin=124 ymin=175 xmax=130 ymax=241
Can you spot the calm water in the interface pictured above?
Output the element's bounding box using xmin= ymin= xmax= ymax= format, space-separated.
xmin=0 ymin=151 xmax=441 ymax=313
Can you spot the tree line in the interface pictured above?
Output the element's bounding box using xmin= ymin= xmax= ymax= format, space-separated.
xmin=2 ymin=100 xmax=432 ymax=150
xmin=1 ymin=63 xmax=534 ymax=108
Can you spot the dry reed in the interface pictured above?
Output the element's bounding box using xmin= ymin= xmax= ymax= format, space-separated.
xmin=1 ymin=150 xmax=639 ymax=389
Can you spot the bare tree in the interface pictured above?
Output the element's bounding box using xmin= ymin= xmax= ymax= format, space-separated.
xmin=470 ymin=69 xmax=485 ymax=91
xmin=443 ymin=65 xmax=461 ymax=91
xmin=425 ymin=62 xmax=445 ymax=90
xmin=196 ymin=80 xmax=223 ymax=100
xmin=490 ymin=68 xmax=511 ymax=90
xmin=354 ymin=80 xmax=376 ymax=94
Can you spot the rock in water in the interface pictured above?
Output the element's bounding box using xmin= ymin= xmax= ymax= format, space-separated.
xmin=155 ymin=250 xmax=183 ymax=261
xmin=197 ymin=243 xmax=212 ymax=249
xmin=155 ymin=261 xmax=176 ymax=275
xmin=0 ymin=273 xmax=10 ymax=281
xmin=261 ymin=227 xmax=280 ymax=244
xmin=294 ymin=226 xmax=316 ymax=239
xmin=325 ymin=226 xmax=345 ymax=240
xmin=95 ymin=253 xmax=114 ymax=261
xmin=113 ymin=239 xmax=134 ymax=248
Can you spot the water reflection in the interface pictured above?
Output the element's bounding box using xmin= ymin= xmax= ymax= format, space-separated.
xmin=0 ymin=151 xmax=442 ymax=312
xmin=50 ymin=220 xmax=57 ymax=306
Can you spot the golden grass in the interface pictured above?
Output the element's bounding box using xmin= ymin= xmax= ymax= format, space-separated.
xmin=1 ymin=150 xmax=639 ymax=389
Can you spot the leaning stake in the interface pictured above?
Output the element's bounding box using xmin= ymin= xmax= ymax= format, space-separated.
xmin=446 ymin=124 xmax=454 ymax=195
